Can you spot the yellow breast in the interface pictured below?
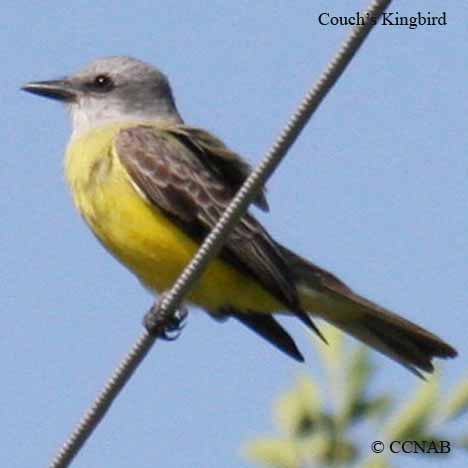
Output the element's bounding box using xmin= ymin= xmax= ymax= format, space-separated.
xmin=64 ymin=122 xmax=281 ymax=313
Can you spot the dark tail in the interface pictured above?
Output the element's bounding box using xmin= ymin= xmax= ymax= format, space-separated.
xmin=279 ymin=245 xmax=458 ymax=377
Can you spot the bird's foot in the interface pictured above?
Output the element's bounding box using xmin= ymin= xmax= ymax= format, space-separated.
xmin=143 ymin=292 xmax=188 ymax=340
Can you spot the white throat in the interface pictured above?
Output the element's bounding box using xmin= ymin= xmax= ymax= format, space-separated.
xmin=68 ymin=98 xmax=182 ymax=139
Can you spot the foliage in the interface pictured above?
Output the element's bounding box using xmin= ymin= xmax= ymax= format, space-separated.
xmin=243 ymin=324 xmax=467 ymax=468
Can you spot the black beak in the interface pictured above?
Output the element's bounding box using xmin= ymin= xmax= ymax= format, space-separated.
xmin=21 ymin=79 xmax=77 ymax=102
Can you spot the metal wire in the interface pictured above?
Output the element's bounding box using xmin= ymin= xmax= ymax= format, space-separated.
xmin=49 ymin=1 xmax=391 ymax=466
xmin=156 ymin=0 xmax=392 ymax=316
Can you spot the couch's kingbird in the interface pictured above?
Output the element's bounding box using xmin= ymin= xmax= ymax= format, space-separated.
xmin=22 ymin=56 xmax=457 ymax=375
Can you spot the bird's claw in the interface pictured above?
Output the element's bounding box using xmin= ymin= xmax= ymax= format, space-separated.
xmin=158 ymin=308 xmax=188 ymax=340
xmin=144 ymin=293 xmax=188 ymax=340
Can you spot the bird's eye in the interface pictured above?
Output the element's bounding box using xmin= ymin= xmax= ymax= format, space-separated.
xmin=89 ymin=74 xmax=114 ymax=92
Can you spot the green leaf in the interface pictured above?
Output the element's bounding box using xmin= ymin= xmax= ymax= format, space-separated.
xmin=326 ymin=438 xmax=357 ymax=465
xmin=349 ymin=396 xmax=391 ymax=423
xmin=243 ymin=438 xmax=301 ymax=468
xmin=274 ymin=375 xmax=322 ymax=437
xmin=312 ymin=322 xmax=344 ymax=374
xmin=441 ymin=376 xmax=468 ymax=422
xmin=299 ymin=434 xmax=332 ymax=466
xmin=341 ymin=346 xmax=375 ymax=425
xmin=362 ymin=454 xmax=391 ymax=468
xmin=384 ymin=372 xmax=439 ymax=441
xmin=298 ymin=434 xmax=357 ymax=466
xmin=347 ymin=346 xmax=374 ymax=397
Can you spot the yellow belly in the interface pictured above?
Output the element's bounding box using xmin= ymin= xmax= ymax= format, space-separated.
xmin=65 ymin=123 xmax=281 ymax=313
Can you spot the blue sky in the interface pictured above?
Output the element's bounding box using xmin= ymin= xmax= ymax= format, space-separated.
xmin=2 ymin=1 xmax=467 ymax=467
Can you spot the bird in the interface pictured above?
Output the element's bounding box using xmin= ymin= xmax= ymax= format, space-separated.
xmin=22 ymin=56 xmax=457 ymax=377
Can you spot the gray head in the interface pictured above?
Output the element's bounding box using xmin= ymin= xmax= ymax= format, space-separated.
xmin=22 ymin=56 xmax=182 ymax=137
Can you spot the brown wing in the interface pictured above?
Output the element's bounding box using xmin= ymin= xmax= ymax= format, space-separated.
xmin=115 ymin=124 xmax=300 ymax=311
xmin=167 ymin=125 xmax=269 ymax=211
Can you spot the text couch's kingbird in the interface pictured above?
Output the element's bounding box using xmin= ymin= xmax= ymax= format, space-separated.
xmin=23 ymin=56 xmax=457 ymax=376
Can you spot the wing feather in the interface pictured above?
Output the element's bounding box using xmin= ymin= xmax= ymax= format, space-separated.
xmin=116 ymin=124 xmax=299 ymax=310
